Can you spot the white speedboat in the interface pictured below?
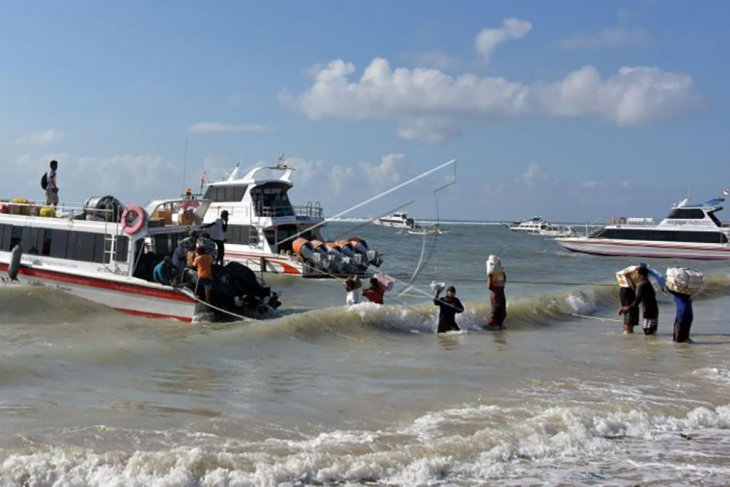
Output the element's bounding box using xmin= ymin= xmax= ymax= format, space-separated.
xmin=508 ymin=216 xmax=551 ymax=234
xmin=537 ymin=224 xmax=575 ymax=238
xmin=407 ymin=224 xmax=445 ymax=236
xmin=555 ymin=197 xmax=730 ymax=260
xmin=0 ymin=196 xmax=280 ymax=322
xmin=199 ymin=155 xmax=383 ymax=277
xmin=374 ymin=212 xmax=415 ymax=229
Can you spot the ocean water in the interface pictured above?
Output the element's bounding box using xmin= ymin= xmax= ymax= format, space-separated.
xmin=1 ymin=223 xmax=730 ymax=486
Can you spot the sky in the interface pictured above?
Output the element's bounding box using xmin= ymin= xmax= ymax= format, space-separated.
xmin=1 ymin=0 xmax=729 ymax=222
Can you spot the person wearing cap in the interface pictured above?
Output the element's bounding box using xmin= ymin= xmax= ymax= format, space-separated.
xmin=433 ymin=285 xmax=464 ymax=333
xmin=201 ymin=210 xmax=229 ymax=265
xmin=193 ymin=244 xmax=215 ymax=303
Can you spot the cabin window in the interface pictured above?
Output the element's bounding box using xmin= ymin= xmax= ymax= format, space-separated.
xmin=596 ymin=228 xmax=727 ymax=243
xmin=64 ymin=231 xmax=106 ymax=263
xmin=148 ymin=232 xmax=188 ymax=256
xmin=227 ymin=224 xmax=257 ymax=245
xmin=10 ymin=226 xmax=22 ymax=250
xmin=0 ymin=224 xmax=11 ymax=251
xmin=667 ymin=208 xmax=705 ymax=219
xmin=115 ymin=236 xmax=129 ymax=262
xmin=21 ymin=227 xmax=44 ymax=255
xmin=50 ymin=230 xmax=69 ymax=259
xmin=203 ymin=185 xmax=247 ymax=202
xmin=42 ymin=229 xmax=52 ymax=256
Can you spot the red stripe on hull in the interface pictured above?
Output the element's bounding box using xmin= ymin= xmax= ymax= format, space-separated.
xmin=0 ymin=263 xmax=191 ymax=302
xmin=113 ymin=307 xmax=193 ymax=322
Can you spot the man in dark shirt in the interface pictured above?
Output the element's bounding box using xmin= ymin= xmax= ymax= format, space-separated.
xmin=619 ymin=266 xmax=658 ymax=335
xmin=433 ymin=285 xmax=464 ymax=333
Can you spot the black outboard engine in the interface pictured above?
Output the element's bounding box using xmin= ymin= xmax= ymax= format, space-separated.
xmin=84 ymin=195 xmax=124 ymax=222
xmin=212 ymin=262 xmax=281 ymax=318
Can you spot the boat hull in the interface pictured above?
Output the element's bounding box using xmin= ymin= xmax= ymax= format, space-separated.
xmin=0 ymin=262 xmax=197 ymax=322
xmin=555 ymin=237 xmax=730 ymax=260
xmin=224 ymin=248 xmax=307 ymax=275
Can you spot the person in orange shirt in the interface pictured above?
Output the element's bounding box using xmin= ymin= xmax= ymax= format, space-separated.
xmin=193 ymin=245 xmax=215 ymax=303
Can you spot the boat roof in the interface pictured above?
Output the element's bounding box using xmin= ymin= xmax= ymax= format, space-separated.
xmin=675 ymin=197 xmax=725 ymax=211
xmin=208 ymin=154 xmax=294 ymax=188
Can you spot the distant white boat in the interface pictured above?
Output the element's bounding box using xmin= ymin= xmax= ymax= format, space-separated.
xmin=555 ymin=197 xmax=730 ymax=259
xmin=508 ymin=216 xmax=551 ymax=233
xmin=407 ymin=224 xmax=445 ymax=236
xmin=537 ymin=224 xmax=576 ymax=237
xmin=509 ymin=217 xmax=573 ymax=236
xmin=374 ymin=212 xmax=415 ymax=229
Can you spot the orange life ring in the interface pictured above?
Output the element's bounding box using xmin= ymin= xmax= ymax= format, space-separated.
xmin=121 ymin=204 xmax=147 ymax=235
xmin=180 ymin=200 xmax=200 ymax=212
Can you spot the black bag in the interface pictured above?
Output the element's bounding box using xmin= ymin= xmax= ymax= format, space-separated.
xmin=40 ymin=172 xmax=48 ymax=190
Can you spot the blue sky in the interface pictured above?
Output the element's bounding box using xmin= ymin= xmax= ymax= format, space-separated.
xmin=2 ymin=0 xmax=729 ymax=222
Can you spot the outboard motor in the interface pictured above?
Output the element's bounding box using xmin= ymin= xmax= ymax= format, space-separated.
xmin=84 ymin=195 xmax=124 ymax=222
xmin=349 ymin=237 xmax=383 ymax=267
xmin=8 ymin=245 xmax=22 ymax=281
xmin=212 ymin=262 xmax=281 ymax=317
xmin=335 ymin=240 xmax=357 ymax=259
xmin=366 ymin=250 xmax=384 ymax=267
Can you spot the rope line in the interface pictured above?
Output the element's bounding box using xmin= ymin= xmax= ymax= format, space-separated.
xmin=175 ymin=286 xmax=256 ymax=322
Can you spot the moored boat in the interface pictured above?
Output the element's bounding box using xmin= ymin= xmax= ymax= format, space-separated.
xmin=555 ymin=197 xmax=730 ymax=260
xmin=0 ymin=195 xmax=280 ymax=322
xmin=199 ymin=155 xmax=383 ymax=277
xmin=508 ymin=216 xmax=551 ymax=234
xmin=374 ymin=212 xmax=415 ymax=229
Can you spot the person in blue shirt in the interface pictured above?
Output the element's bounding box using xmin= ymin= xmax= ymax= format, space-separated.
xmin=153 ymin=256 xmax=175 ymax=285
xmin=668 ymin=290 xmax=693 ymax=343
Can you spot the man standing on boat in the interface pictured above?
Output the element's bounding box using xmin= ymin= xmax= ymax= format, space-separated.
xmin=201 ymin=210 xmax=228 ymax=265
xmin=618 ymin=266 xmax=659 ymax=335
xmin=45 ymin=160 xmax=59 ymax=207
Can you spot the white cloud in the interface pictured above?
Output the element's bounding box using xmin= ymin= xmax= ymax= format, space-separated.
xmin=474 ymin=18 xmax=532 ymax=64
xmin=533 ymin=65 xmax=701 ymax=125
xmin=397 ymin=118 xmax=462 ymax=144
xmin=410 ymin=50 xmax=461 ymax=71
xmin=187 ymin=122 xmax=273 ymax=134
xmin=74 ymin=154 xmax=178 ymax=197
xmin=15 ymin=129 xmax=65 ymax=146
xmin=283 ymin=56 xmax=700 ymax=143
xmin=281 ymin=157 xmax=325 ymax=184
xmin=520 ymin=162 xmax=550 ymax=188
xmin=359 ymin=153 xmax=406 ymax=191
xmin=328 ymin=164 xmax=357 ymax=196
xmin=557 ymin=27 xmax=649 ymax=49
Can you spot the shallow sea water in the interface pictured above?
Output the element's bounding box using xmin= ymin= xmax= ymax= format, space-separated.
xmin=1 ymin=223 xmax=729 ymax=486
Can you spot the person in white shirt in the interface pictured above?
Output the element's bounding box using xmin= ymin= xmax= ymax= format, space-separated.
xmin=201 ymin=210 xmax=229 ymax=265
xmin=45 ymin=160 xmax=59 ymax=207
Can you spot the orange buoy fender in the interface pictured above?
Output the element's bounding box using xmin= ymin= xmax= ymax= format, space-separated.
xmin=349 ymin=237 xmax=370 ymax=256
xmin=335 ymin=239 xmax=356 ymax=257
xmin=292 ymin=238 xmax=314 ymax=261
xmin=121 ymin=204 xmax=148 ymax=235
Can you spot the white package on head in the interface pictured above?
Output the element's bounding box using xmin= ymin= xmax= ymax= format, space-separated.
xmin=665 ymin=267 xmax=704 ymax=295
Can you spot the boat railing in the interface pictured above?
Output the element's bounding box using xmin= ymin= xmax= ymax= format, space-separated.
xmin=258 ymin=205 xmax=323 ymax=219
xmin=0 ymin=200 xmax=120 ymax=221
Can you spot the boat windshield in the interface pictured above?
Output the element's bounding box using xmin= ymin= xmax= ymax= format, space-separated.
xmin=667 ymin=208 xmax=705 ymax=219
